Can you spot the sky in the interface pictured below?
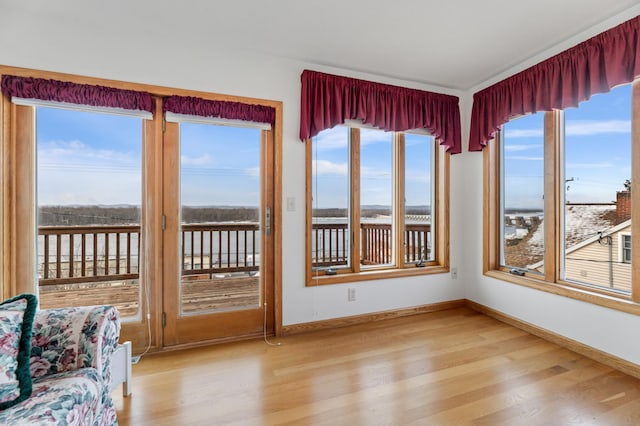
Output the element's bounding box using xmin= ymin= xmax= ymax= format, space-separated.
xmin=36 ymin=108 xmax=261 ymax=207
xmin=36 ymin=82 xmax=629 ymax=211
xmin=312 ymin=126 xmax=433 ymax=209
xmin=503 ymin=83 xmax=631 ymax=210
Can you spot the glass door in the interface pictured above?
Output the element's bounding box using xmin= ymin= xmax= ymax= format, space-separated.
xmin=162 ymin=120 xmax=274 ymax=346
xmin=35 ymin=106 xmax=144 ymax=319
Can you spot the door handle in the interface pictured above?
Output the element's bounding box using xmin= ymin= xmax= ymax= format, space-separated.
xmin=265 ymin=206 xmax=271 ymax=236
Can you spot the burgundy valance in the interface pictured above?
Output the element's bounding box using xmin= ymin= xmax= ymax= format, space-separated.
xmin=469 ymin=15 xmax=640 ymax=152
xmin=0 ymin=75 xmax=154 ymax=112
xmin=300 ymin=70 xmax=462 ymax=154
xmin=163 ymin=95 xmax=275 ymax=124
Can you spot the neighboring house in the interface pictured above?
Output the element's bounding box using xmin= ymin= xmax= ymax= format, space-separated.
xmin=505 ymin=203 xmax=618 ymax=270
xmin=526 ymin=191 xmax=631 ymax=293
xmin=563 ymin=220 xmax=631 ymax=292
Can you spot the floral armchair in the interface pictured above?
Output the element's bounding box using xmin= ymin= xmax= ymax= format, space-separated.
xmin=0 ymin=304 xmax=121 ymax=425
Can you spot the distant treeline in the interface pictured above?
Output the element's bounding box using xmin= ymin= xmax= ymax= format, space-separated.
xmin=38 ymin=205 xmax=431 ymax=226
xmin=313 ymin=206 xmax=430 ymax=218
xmin=38 ymin=206 xmax=259 ymax=226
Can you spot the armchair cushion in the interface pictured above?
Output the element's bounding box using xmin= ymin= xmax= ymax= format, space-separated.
xmin=0 ymin=294 xmax=37 ymax=410
xmin=30 ymin=305 xmax=120 ymax=388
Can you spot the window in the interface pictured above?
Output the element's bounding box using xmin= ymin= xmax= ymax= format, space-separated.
xmin=307 ymin=125 xmax=448 ymax=285
xmin=485 ymin=82 xmax=640 ymax=307
xmin=36 ymin=106 xmax=144 ymax=319
xmin=500 ymin=112 xmax=545 ymax=273
xmin=622 ymin=234 xmax=632 ymax=264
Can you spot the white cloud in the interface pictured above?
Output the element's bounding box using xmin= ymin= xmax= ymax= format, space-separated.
xmin=361 ymin=166 xmax=391 ymax=179
xmin=505 ymin=156 xmax=543 ymax=161
xmin=314 ymin=126 xmax=393 ymax=150
xmin=504 ymin=144 xmax=541 ymax=152
xmin=360 ymin=129 xmax=392 ymax=146
xmin=39 ymin=139 xmax=136 ymax=163
xmin=313 ymin=159 xmax=348 ymax=176
xmin=505 ymin=120 xmax=631 ymax=139
xmin=504 ymin=129 xmax=544 ymax=138
xmin=181 ymin=154 xmax=212 ymax=166
xmin=565 ymin=120 xmax=630 ymax=135
xmin=245 ymin=167 xmax=260 ymax=177
xmin=314 ymin=127 xmax=348 ymax=150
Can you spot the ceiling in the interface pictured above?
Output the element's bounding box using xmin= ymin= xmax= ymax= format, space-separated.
xmin=2 ymin=1 xmax=640 ymax=91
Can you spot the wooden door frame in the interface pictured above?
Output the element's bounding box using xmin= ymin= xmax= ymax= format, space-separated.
xmin=0 ymin=65 xmax=283 ymax=354
xmin=161 ymin=118 xmax=281 ymax=348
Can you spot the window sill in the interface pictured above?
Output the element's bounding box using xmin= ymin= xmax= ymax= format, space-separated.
xmin=484 ymin=269 xmax=640 ymax=316
xmin=306 ymin=265 xmax=449 ymax=286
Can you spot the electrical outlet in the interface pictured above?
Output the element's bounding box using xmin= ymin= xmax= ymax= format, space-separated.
xmin=451 ymin=267 xmax=458 ymax=279
xmin=348 ymin=287 xmax=356 ymax=302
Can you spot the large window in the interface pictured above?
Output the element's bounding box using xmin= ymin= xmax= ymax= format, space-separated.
xmin=307 ymin=125 xmax=447 ymax=285
xmin=486 ymin=82 xmax=639 ymax=307
xmin=500 ymin=112 xmax=545 ymax=273
xmin=36 ymin=106 xmax=144 ymax=318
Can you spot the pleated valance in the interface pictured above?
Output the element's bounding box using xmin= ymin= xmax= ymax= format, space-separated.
xmin=300 ymin=70 xmax=462 ymax=154
xmin=469 ymin=16 xmax=640 ymax=151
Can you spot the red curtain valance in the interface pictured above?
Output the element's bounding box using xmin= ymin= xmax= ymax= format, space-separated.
xmin=163 ymin=95 xmax=275 ymax=124
xmin=0 ymin=75 xmax=154 ymax=112
xmin=469 ymin=15 xmax=640 ymax=152
xmin=300 ymin=70 xmax=462 ymax=154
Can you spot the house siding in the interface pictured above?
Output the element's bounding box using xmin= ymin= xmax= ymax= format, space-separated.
xmin=564 ymin=225 xmax=631 ymax=293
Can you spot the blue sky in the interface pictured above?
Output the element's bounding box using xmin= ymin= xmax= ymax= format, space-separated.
xmin=312 ymin=126 xmax=433 ymax=209
xmin=37 ymin=108 xmax=261 ymax=207
xmin=36 ymin=82 xmax=629 ymax=210
xmin=503 ymin=83 xmax=631 ymax=209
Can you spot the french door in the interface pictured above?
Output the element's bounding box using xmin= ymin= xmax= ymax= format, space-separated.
xmin=161 ymin=120 xmax=275 ymax=346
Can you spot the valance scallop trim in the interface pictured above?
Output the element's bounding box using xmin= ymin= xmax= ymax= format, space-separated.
xmin=300 ymin=70 xmax=461 ymax=154
xmin=469 ymin=15 xmax=640 ymax=152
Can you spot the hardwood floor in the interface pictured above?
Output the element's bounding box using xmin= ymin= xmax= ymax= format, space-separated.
xmin=113 ymin=307 xmax=640 ymax=425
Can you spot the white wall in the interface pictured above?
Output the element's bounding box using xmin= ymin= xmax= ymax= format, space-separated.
xmin=0 ymin=12 xmax=465 ymax=327
xmin=460 ymin=6 xmax=640 ymax=366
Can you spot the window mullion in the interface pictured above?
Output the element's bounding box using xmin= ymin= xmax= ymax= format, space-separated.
xmin=632 ymin=80 xmax=640 ymax=303
xmin=544 ymin=111 xmax=561 ymax=283
xmin=395 ymin=133 xmax=405 ymax=268
xmin=485 ymin=132 xmax=501 ymax=272
xmin=11 ymin=104 xmax=37 ymax=296
xmin=350 ymin=128 xmax=361 ymax=274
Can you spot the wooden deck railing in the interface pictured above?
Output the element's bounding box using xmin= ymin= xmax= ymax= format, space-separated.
xmin=39 ymin=225 xmax=140 ymax=286
xmin=38 ymin=221 xmax=431 ymax=285
xmin=181 ymin=223 xmax=260 ymax=276
xmin=38 ymin=223 xmax=262 ymax=285
xmin=311 ymin=222 xmax=431 ymax=267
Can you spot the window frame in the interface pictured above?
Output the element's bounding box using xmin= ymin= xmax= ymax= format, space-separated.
xmin=305 ymin=126 xmax=449 ymax=286
xmin=621 ymin=233 xmax=632 ymax=264
xmin=484 ymin=80 xmax=640 ymax=314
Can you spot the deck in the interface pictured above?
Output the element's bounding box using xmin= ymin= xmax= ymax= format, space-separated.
xmin=36 ymin=221 xmax=431 ymax=316
xmin=39 ymin=275 xmax=260 ymax=317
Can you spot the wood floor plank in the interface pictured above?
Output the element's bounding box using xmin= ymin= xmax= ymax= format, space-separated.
xmin=113 ymin=307 xmax=640 ymax=425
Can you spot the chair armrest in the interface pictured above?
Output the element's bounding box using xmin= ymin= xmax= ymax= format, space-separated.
xmin=30 ymin=305 xmax=121 ymax=386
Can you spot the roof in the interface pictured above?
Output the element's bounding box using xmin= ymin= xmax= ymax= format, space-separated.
xmin=505 ymin=204 xmax=618 ymax=268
